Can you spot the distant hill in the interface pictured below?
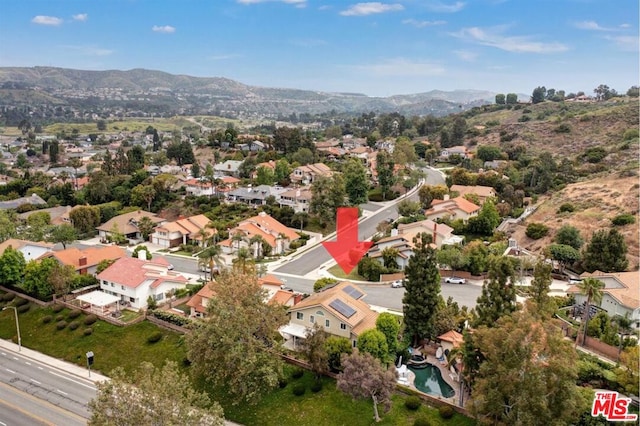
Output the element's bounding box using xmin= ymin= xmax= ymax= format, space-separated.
xmin=0 ymin=66 xmax=497 ymax=117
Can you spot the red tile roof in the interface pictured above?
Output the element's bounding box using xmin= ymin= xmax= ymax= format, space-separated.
xmin=96 ymin=256 xmax=187 ymax=289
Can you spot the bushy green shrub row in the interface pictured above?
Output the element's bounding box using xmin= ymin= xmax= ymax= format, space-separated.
xmin=149 ymin=310 xmax=192 ymax=327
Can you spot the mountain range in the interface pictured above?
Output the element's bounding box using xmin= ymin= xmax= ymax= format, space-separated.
xmin=0 ymin=66 xmax=505 ymax=117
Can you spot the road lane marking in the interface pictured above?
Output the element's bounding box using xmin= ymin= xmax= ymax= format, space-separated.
xmin=0 ymin=382 xmax=77 ymax=425
xmin=48 ymin=371 xmax=96 ymax=390
xmin=0 ymin=420 xmax=6 ymax=425
xmin=1 ymin=352 xmax=5 ymax=356
xmin=56 ymin=389 xmax=68 ymax=396
xmin=30 ymin=379 xmax=42 ymax=385
xmin=37 ymin=366 xmax=43 ymax=370
xmin=5 ymin=369 xmax=16 ymax=374
xmin=25 ymin=362 xmax=31 ymax=365
xmin=12 ymin=357 xmax=18 ymax=361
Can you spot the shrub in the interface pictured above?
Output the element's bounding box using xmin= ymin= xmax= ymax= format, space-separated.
xmin=582 ymin=147 xmax=607 ymax=163
xmin=2 ymin=293 xmax=15 ymax=302
xmin=83 ymin=328 xmax=93 ymax=336
xmin=56 ymin=321 xmax=68 ymax=330
xmin=13 ymin=298 xmax=28 ymax=307
xmin=439 ymin=405 xmax=455 ymax=419
xmin=623 ymin=128 xmax=639 ymax=141
xmin=518 ymin=115 xmax=531 ymax=122
xmin=413 ymin=418 xmax=432 ymax=426
xmin=292 ymin=384 xmax=306 ymax=396
xmin=17 ymin=304 xmax=30 ymax=313
xmin=147 ymin=332 xmax=163 ymax=344
xmin=55 ymin=314 xmax=64 ymax=322
xmin=52 ymin=304 xmax=64 ymax=313
xmin=405 ymin=396 xmax=422 ymax=411
xmin=291 ymin=368 xmax=304 ymax=379
xmin=68 ymin=321 xmax=80 ymax=331
xmin=526 ymin=222 xmax=549 ymax=239
xmin=554 ymin=123 xmax=572 ymax=133
xmin=310 ymin=381 xmax=323 ymax=393
xmin=42 ymin=315 xmax=53 ymax=324
xmin=278 ymin=378 xmax=289 ymax=389
xmin=557 ymin=203 xmax=575 ymax=213
xmin=182 ymin=357 xmax=192 ymax=367
xmin=84 ymin=314 xmax=98 ymax=326
xmin=612 ymin=214 xmax=636 ymax=226
xmin=149 ymin=310 xmax=192 ymax=327
xmin=67 ymin=310 xmax=82 ymax=320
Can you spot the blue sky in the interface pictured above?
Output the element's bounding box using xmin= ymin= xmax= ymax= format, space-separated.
xmin=0 ymin=0 xmax=638 ymax=97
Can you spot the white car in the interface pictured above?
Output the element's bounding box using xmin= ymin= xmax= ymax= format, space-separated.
xmin=391 ymin=280 xmax=404 ymax=288
xmin=445 ymin=277 xmax=466 ymax=284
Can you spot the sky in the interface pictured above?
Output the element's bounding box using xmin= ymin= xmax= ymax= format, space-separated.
xmin=0 ymin=0 xmax=638 ymax=97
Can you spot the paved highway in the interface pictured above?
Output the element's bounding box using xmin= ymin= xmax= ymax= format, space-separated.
xmin=0 ymin=348 xmax=95 ymax=422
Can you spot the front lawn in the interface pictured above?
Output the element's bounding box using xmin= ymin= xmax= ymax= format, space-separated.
xmin=216 ymin=370 xmax=474 ymax=426
xmin=0 ymin=302 xmax=186 ymax=376
xmin=328 ymin=264 xmax=367 ymax=281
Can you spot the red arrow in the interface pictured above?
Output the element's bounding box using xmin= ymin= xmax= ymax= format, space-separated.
xmin=322 ymin=207 xmax=373 ymax=275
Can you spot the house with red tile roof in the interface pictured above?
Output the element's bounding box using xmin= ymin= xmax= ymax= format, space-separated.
xmin=97 ymin=256 xmax=188 ymax=310
xmin=39 ymin=245 xmax=126 ymax=275
xmin=219 ymin=212 xmax=300 ymax=255
xmin=425 ymin=196 xmax=480 ymax=223
xmin=438 ymin=330 xmax=464 ymax=353
xmin=281 ymin=281 xmax=379 ymax=350
xmin=186 ymin=282 xmax=216 ymax=318
xmin=150 ymin=214 xmax=214 ymax=248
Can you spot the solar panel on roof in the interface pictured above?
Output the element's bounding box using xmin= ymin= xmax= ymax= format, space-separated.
xmin=329 ymin=299 xmax=356 ymax=318
xmin=342 ymin=285 xmax=364 ymax=300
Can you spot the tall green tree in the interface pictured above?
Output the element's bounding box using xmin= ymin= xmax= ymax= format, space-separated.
xmin=89 ymin=361 xmax=224 ymax=426
xmin=303 ymin=323 xmax=329 ymax=379
xmin=21 ymin=258 xmax=56 ymax=298
xmin=402 ymin=233 xmax=441 ymax=345
xmin=531 ymin=86 xmax=547 ymax=104
xmin=582 ymin=229 xmax=628 ymax=272
xmin=0 ymin=210 xmax=18 ymax=242
xmin=470 ymin=311 xmax=582 ymax=426
xmin=474 ymin=256 xmax=518 ymax=327
xmin=343 ymin=158 xmax=369 ymax=205
xmin=255 ymin=166 xmax=275 ymax=185
xmin=325 ymin=336 xmax=352 ymax=373
xmin=49 ymin=224 xmax=77 ymax=249
xmin=376 ymin=150 xmax=395 ymax=200
xmin=418 ymin=184 xmax=448 ymax=209
xmin=495 ymin=93 xmax=506 ymax=105
xmin=467 ymin=200 xmax=500 ymax=236
xmin=528 ymin=260 xmax=554 ymax=318
xmin=576 ymin=278 xmax=604 ymax=346
xmin=186 ymin=269 xmax=288 ymax=403
xmin=357 ymin=329 xmax=389 ymax=365
xmin=547 ymin=243 xmax=580 ymax=273
xmin=310 ymin=174 xmax=346 ymax=225
xmin=555 ymin=225 xmax=583 ymax=250
xmin=0 ymin=246 xmax=26 ymax=287
xmin=375 ymin=313 xmax=401 ymax=357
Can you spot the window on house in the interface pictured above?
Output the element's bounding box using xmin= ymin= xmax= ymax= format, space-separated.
xmin=121 ymin=285 xmax=125 ymax=290
xmin=340 ymin=323 xmax=346 ymax=330
xmin=325 ymin=319 xmax=330 ymax=327
xmin=315 ymin=310 xmax=324 ymax=316
xmin=296 ymin=312 xmax=303 ymax=320
xmin=310 ymin=315 xmax=315 ymax=324
xmin=129 ymin=297 xmax=135 ymax=303
xmin=352 ymin=340 xmax=357 ymax=348
xmin=155 ymin=293 xmax=163 ymax=301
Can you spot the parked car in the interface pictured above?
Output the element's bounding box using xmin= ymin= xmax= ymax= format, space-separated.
xmin=391 ymin=280 xmax=404 ymax=288
xmin=167 ymin=263 xmax=174 ymax=270
xmin=445 ymin=277 xmax=466 ymax=284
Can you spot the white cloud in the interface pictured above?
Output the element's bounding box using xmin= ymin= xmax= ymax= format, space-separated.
xmin=619 ymin=23 xmax=630 ymax=28
xmin=451 ymin=26 xmax=569 ymax=53
xmin=61 ymin=45 xmax=113 ymax=56
xmin=454 ymin=50 xmax=478 ymax=61
xmin=340 ymin=2 xmax=404 ymax=16
xmin=573 ymin=20 xmax=616 ymax=31
xmin=72 ymin=13 xmax=88 ymax=22
xmin=603 ymin=35 xmax=639 ymax=51
xmin=425 ymin=1 xmax=465 ymax=13
xmin=31 ymin=15 xmax=63 ymax=26
xmin=402 ymin=19 xmax=446 ymax=28
xmin=152 ymin=25 xmax=176 ymax=34
xmin=354 ymin=58 xmax=445 ymax=77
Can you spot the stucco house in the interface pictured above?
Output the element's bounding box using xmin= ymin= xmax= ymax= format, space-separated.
xmin=278 ymin=187 xmax=312 ymax=214
xmin=39 ymin=245 xmax=126 ymax=275
xmin=281 ymin=281 xmax=379 ymax=350
xmin=425 ymin=196 xmax=480 ymax=223
xmin=449 ymin=185 xmax=496 ymax=205
xmin=150 ymin=214 xmax=214 ymax=248
xmin=220 ymin=212 xmax=300 ymax=255
xmin=0 ymin=238 xmax=54 ymax=262
xmin=289 ymin=163 xmax=333 ymax=185
xmin=96 ymin=210 xmax=165 ymax=242
xmin=213 ymin=160 xmax=243 ymax=177
xmin=97 ymin=256 xmax=188 ymax=310
xmin=568 ymin=271 xmax=640 ymax=329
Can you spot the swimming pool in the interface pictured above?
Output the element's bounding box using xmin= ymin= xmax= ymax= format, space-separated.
xmin=408 ymin=364 xmax=455 ymax=398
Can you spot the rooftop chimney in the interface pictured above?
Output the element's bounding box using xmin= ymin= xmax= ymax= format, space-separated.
xmin=79 ymin=256 xmax=87 ymax=267
xmin=137 ymin=249 xmax=147 ymax=261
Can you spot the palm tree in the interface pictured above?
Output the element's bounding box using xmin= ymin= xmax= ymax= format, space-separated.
xmin=233 ymin=247 xmax=253 ymax=273
xmin=248 ymin=235 xmax=266 ymax=259
xmin=198 ymin=244 xmax=223 ymax=281
xmin=577 ymin=278 xmax=604 ymax=346
xmin=612 ymin=313 xmax=633 ymax=357
xmin=231 ymin=231 xmax=245 ymax=252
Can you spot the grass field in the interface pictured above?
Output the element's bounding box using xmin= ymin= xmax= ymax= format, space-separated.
xmin=218 ymin=369 xmax=474 ymax=426
xmin=0 ymin=300 xmax=186 ymax=376
xmin=327 ymin=264 xmax=367 ymax=281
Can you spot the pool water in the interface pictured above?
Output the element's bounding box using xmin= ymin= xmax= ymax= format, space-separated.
xmin=408 ymin=364 xmax=455 ymax=398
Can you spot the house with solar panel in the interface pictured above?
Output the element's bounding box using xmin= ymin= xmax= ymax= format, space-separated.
xmin=280 ymin=281 xmax=379 ymax=350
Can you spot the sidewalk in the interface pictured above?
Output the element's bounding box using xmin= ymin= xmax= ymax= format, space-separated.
xmin=0 ymin=338 xmax=109 ymax=384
